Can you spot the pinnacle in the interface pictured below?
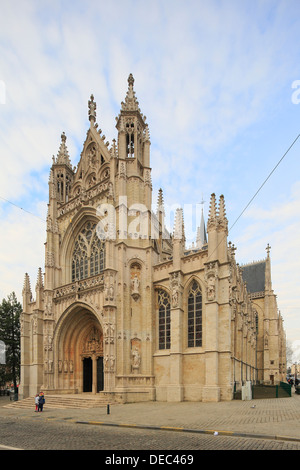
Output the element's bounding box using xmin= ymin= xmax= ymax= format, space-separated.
xmin=208 ymin=193 xmax=217 ymax=219
xmin=156 ymin=188 xmax=165 ymax=217
xmin=56 ymin=132 xmax=72 ymax=169
xmin=36 ymin=267 xmax=44 ymax=289
xmin=218 ymin=194 xmax=226 ymax=219
xmin=121 ymin=73 xmax=140 ymax=112
xmin=22 ymin=273 xmax=32 ymax=295
xmin=173 ymin=207 xmax=185 ymax=241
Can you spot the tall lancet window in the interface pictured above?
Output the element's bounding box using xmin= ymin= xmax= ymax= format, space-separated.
xmin=126 ymin=122 xmax=135 ymax=157
xmin=71 ymin=221 xmax=105 ymax=282
xmin=187 ymin=280 xmax=202 ymax=347
xmin=158 ymin=289 xmax=171 ymax=350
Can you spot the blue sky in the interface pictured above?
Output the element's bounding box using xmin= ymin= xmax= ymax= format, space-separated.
xmin=0 ymin=0 xmax=300 ymax=360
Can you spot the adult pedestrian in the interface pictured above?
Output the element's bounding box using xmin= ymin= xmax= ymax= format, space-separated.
xmin=38 ymin=392 xmax=45 ymax=412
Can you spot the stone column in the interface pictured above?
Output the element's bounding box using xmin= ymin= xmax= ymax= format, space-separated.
xmin=203 ymin=261 xmax=220 ymax=402
xmin=167 ymin=271 xmax=183 ymax=402
xmin=92 ymin=354 xmax=97 ymax=394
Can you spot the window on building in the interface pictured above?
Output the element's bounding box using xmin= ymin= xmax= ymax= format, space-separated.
xmin=158 ymin=289 xmax=171 ymax=350
xmin=72 ymin=221 xmax=105 ymax=282
xmin=188 ymin=280 xmax=202 ymax=347
xmin=126 ymin=122 xmax=135 ymax=158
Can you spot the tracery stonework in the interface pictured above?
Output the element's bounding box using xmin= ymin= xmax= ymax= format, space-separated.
xmin=19 ymin=74 xmax=286 ymax=403
xmin=83 ymin=327 xmax=103 ymax=355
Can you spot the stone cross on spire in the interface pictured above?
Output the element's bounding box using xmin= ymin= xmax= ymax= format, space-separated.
xmin=88 ymin=94 xmax=97 ymax=125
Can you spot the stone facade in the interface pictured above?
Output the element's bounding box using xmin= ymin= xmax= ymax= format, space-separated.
xmin=19 ymin=75 xmax=286 ymax=402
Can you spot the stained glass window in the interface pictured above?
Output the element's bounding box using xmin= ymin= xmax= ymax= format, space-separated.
xmin=158 ymin=290 xmax=171 ymax=350
xmin=187 ymin=280 xmax=202 ymax=347
xmin=72 ymin=221 xmax=105 ymax=282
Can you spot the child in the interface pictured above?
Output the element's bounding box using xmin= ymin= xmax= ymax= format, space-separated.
xmin=35 ymin=394 xmax=39 ymax=412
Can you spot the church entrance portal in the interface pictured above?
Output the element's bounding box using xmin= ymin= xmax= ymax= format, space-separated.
xmin=55 ymin=307 xmax=104 ymax=394
xmin=83 ymin=356 xmax=104 ymax=393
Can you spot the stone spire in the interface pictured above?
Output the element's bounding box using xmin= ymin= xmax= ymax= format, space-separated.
xmin=22 ymin=273 xmax=32 ymax=309
xmin=196 ymin=208 xmax=207 ymax=248
xmin=207 ymin=193 xmax=217 ymax=230
xmin=173 ymin=208 xmax=185 ymax=242
xmin=265 ymin=243 xmax=273 ymax=292
xmin=35 ymin=267 xmax=44 ymax=309
xmin=218 ymin=195 xmax=228 ymax=233
xmin=156 ymin=188 xmax=165 ymax=217
xmin=56 ymin=132 xmax=72 ymax=168
xmin=121 ymin=73 xmax=141 ymax=112
xmin=22 ymin=273 xmax=32 ymax=295
xmin=36 ymin=267 xmax=44 ymax=289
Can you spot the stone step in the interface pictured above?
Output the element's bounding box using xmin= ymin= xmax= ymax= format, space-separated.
xmin=4 ymin=394 xmax=114 ymax=410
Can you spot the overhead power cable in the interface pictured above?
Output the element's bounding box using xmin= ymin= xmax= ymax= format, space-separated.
xmin=229 ymin=132 xmax=300 ymax=233
xmin=0 ymin=196 xmax=45 ymax=222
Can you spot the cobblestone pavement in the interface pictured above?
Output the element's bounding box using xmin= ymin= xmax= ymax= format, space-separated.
xmin=1 ymin=413 xmax=300 ymax=451
xmin=1 ymin=392 xmax=300 ymax=451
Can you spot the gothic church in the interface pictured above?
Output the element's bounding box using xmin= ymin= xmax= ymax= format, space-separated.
xmin=19 ymin=75 xmax=286 ymax=402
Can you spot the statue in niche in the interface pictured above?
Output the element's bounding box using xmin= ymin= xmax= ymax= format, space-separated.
xmin=132 ymin=347 xmax=141 ymax=373
xmin=104 ymin=354 xmax=110 ymax=371
xmin=131 ymin=274 xmax=140 ymax=301
xmin=171 ymin=282 xmax=179 ymax=307
xmin=205 ymin=262 xmax=218 ymax=302
xmin=132 ymin=274 xmax=139 ymax=294
xmin=207 ymin=274 xmax=216 ymax=301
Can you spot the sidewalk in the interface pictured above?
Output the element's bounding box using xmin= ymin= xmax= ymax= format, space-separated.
xmin=1 ymin=393 xmax=300 ymax=443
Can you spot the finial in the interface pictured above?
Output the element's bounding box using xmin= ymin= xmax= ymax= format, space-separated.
xmin=128 ymin=73 xmax=134 ymax=87
xmin=88 ymin=94 xmax=97 ymax=124
xmin=266 ymin=243 xmax=271 ymax=257
xmin=120 ymin=74 xmax=140 ymax=112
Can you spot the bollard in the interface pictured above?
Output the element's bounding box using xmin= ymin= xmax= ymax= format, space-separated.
xmin=107 ymin=404 xmax=110 ymax=415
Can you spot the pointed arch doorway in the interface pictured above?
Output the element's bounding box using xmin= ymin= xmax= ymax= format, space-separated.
xmin=81 ymin=325 xmax=104 ymax=393
xmin=55 ymin=306 xmax=104 ymax=394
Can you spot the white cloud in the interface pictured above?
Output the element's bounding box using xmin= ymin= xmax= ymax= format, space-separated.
xmin=0 ymin=0 xmax=300 ymax=353
xmin=231 ymin=181 xmax=300 ymax=344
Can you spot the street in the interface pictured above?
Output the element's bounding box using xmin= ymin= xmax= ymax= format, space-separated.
xmin=0 ymin=413 xmax=300 ymax=452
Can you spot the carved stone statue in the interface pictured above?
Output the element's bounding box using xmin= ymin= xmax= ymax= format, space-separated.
xmin=132 ymin=347 xmax=141 ymax=373
xmin=132 ymin=274 xmax=139 ymax=294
